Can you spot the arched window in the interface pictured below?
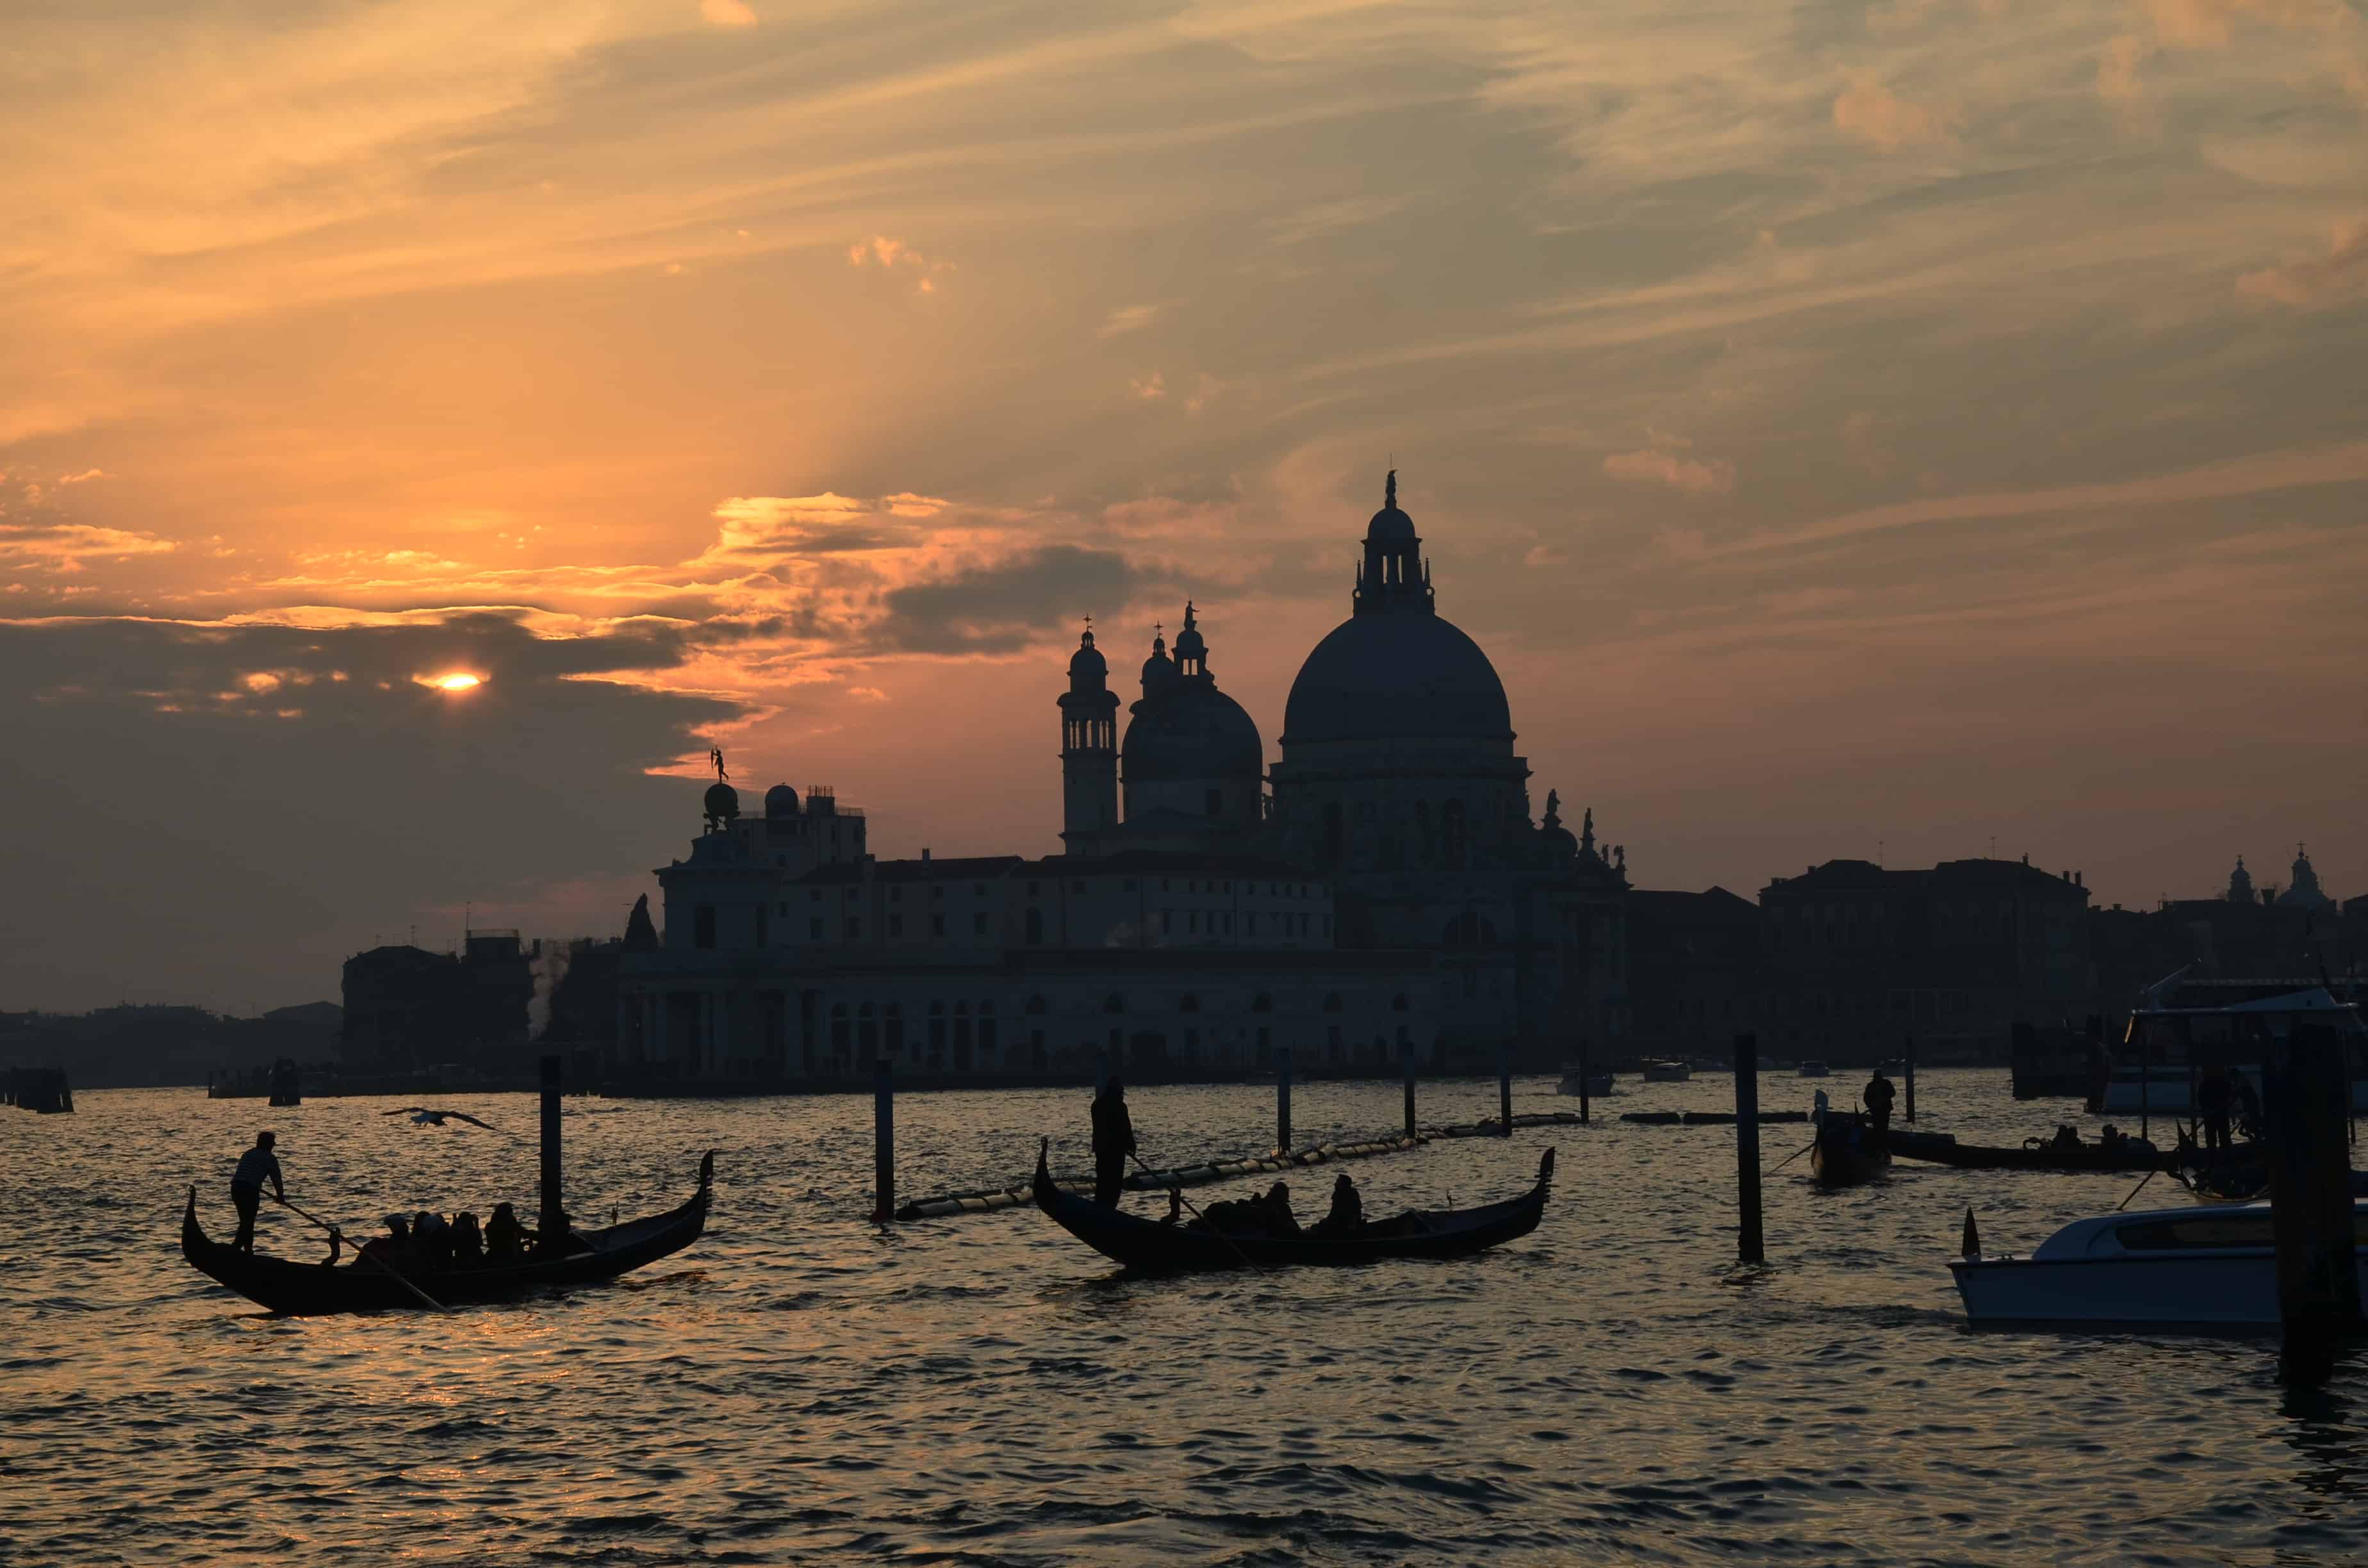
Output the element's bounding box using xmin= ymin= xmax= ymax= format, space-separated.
xmin=857 ymin=1001 xmax=878 ymax=1057
xmin=1251 ymin=992 xmax=1272 ymax=1013
xmin=1322 ymin=992 xmax=1343 ymax=1013
xmin=1180 ymin=993 xmax=1201 ymax=1014
xmin=1103 ymin=992 xmax=1126 ymax=1015
xmin=1025 ymin=907 xmax=1044 ymax=944
xmin=928 ymin=1000 xmax=946 ymax=1065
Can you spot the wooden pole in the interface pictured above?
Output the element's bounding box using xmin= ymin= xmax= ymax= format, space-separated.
xmin=1499 ymin=1038 xmax=1514 ymax=1138
xmin=2265 ymin=1022 xmax=2362 ymax=1385
xmin=1903 ymin=1032 xmax=1916 ymax=1123
xmin=1402 ymin=1038 xmax=1417 ymax=1139
xmin=1276 ymin=1043 xmax=1292 ymax=1155
xmin=538 ymin=1053 xmax=563 ymax=1250
xmin=872 ymin=1051 xmax=894 ymax=1225
xmin=2139 ymin=1013 xmax=2151 ymax=1147
xmin=1578 ymin=1034 xmax=1591 ymax=1125
xmin=1735 ymin=1033 xmax=1764 ymax=1264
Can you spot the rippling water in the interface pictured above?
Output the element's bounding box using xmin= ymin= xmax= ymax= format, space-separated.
xmin=5 ymin=1070 xmax=2365 ymax=1565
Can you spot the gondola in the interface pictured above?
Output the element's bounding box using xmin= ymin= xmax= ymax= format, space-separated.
xmin=1809 ymin=1113 xmax=1889 ymax=1188
xmin=1030 ymin=1142 xmax=1554 ymax=1271
xmin=1889 ymin=1134 xmax=2167 ymax=1175
xmin=181 ymin=1153 xmax=714 ymax=1315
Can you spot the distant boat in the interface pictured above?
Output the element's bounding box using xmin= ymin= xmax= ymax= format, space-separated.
xmin=1796 ymin=1060 xmax=1830 ymax=1079
xmin=1558 ymin=1066 xmax=1615 ymax=1097
xmin=1640 ymin=1059 xmax=1691 ymax=1082
xmin=1951 ymin=1198 xmax=2368 ymax=1330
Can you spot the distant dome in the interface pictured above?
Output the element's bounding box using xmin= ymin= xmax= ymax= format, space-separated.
xmin=763 ymin=783 xmax=800 ymax=819
xmin=703 ymin=781 xmax=739 ymax=821
xmin=1367 ymin=503 xmax=1417 ymax=541
xmin=1283 ymin=612 xmax=1511 ymax=746
xmin=1122 ymin=680 xmax=1263 ymax=781
xmin=1067 ymin=630 xmax=1107 ymax=681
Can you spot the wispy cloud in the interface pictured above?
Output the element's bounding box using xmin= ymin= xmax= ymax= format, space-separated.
xmin=1603 ymin=446 xmax=1737 ymax=497
xmin=2237 ymin=215 xmax=2368 ymax=308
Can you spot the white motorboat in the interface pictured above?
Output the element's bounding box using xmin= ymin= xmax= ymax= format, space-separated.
xmin=1640 ymin=1059 xmax=1691 ymax=1083
xmin=1558 ymin=1067 xmax=1615 ymax=1097
xmin=1950 ymin=1199 xmax=2368 ymax=1330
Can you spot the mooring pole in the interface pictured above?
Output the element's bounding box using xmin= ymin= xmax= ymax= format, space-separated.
xmin=1402 ymin=1038 xmax=1417 ymax=1139
xmin=1735 ymin=1032 xmax=1764 ymax=1264
xmin=872 ymin=1050 xmax=894 ymax=1225
xmin=1276 ymin=1042 xmax=1292 ymax=1155
xmin=2266 ymin=1022 xmax=2362 ymax=1384
xmin=1903 ymin=1032 xmax=1916 ymax=1123
xmin=1499 ymin=1038 xmax=1514 ymax=1138
xmin=1578 ymin=1034 xmax=1591 ymax=1125
xmin=2139 ymin=1014 xmax=2151 ymax=1147
xmin=538 ymin=1053 xmax=563 ymax=1248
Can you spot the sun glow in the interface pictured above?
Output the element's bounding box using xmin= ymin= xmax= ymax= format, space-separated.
xmin=423 ymin=672 xmax=484 ymax=692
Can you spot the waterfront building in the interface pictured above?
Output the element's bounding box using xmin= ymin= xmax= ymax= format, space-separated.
xmin=612 ymin=477 xmax=1627 ymax=1083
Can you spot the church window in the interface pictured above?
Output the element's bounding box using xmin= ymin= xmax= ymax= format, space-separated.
xmin=1025 ymin=908 xmax=1044 ymax=944
xmin=695 ymin=906 xmax=716 ymax=949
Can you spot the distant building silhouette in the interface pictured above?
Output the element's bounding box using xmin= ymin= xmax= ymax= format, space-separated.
xmin=341 ymin=931 xmax=537 ymax=1070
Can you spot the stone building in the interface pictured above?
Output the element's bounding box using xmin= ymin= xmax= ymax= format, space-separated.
xmin=613 ymin=475 xmax=1627 ymax=1084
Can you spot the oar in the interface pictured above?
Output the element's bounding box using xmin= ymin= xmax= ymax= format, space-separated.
xmin=1126 ymin=1150 xmax=1270 ymax=1275
xmin=1766 ymin=1136 xmax=1817 ymax=1175
xmin=275 ymin=1195 xmax=453 ymax=1314
xmin=2114 ymin=1168 xmax=2159 ymax=1212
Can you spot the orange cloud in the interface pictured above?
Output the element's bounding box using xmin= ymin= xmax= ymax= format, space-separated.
xmin=1603 ymin=446 xmax=1737 ymax=496
xmin=1832 ymin=74 xmax=1957 ymax=152
xmin=2237 ymin=216 xmax=2368 ymax=308
xmin=699 ymin=0 xmax=757 ymax=26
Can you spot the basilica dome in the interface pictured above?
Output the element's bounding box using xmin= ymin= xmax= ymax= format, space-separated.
xmin=1283 ymin=611 xmax=1511 ymax=745
xmin=1122 ymin=679 xmax=1263 ymax=781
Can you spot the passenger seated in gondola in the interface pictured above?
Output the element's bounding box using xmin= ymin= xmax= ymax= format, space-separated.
xmin=485 ymin=1202 xmax=524 ymax=1263
xmin=1260 ymin=1180 xmax=1300 ymax=1236
xmin=415 ymin=1210 xmax=454 ymax=1270
xmin=1310 ymin=1172 xmax=1365 ymax=1239
xmin=2049 ymin=1124 xmax=2082 ymax=1152
xmin=2096 ymin=1124 xmax=2124 ymax=1154
xmin=358 ymin=1214 xmax=413 ymax=1268
xmin=450 ymin=1211 xmax=484 ymax=1266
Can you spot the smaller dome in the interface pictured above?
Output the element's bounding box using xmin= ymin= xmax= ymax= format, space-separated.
xmin=1140 ymin=632 xmax=1176 ymax=690
xmin=703 ymin=781 xmax=739 ymax=820
xmin=1068 ymin=630 xmax=1107 ymax=681
xmin=764 ymin=783 xmax=800 ymax=819
xmin=1367 ymin=504 xmax=1417 ymax=541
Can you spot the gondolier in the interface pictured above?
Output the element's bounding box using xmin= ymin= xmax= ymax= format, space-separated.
xmin=1089 ymin=1079 xmax=1135 ymax=1208
xmin=229 ymin=1131 xmax=284 ymax=1254
xmin=1862 ymin=1069 xmax=1896 ymax=1138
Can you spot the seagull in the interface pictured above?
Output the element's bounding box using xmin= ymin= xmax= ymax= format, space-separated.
xmin=381 ymin=1107 xmax=503 ymax=1131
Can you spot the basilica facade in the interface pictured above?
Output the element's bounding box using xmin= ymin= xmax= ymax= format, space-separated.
xmin=613 ymin=477 xmax=1629 ymax=1084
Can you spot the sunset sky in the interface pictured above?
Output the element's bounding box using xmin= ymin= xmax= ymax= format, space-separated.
xmin=6 ymin=0 xmax=2366 ymax=1013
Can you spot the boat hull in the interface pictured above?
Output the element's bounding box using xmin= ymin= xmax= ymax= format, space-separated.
xmin=181 ymin=1158 xmax=712 ymax=1314
xmin=1951 ymin=1252 xmax=2368 ymax=1330
xmin=1031 ymin=1147 xmax=1552 ymax=1272
xmin=1809 ymin=1117 xmax=1889 ymax=1188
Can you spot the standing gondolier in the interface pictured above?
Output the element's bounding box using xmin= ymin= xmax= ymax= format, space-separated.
xmin=229 ymin=1131 xmax=285 ymax=1254
xmin=1862 ymin=1069 xmax=1896 ymax=1141
xmin=1089 ymin=1079 xmax=1135 ymax=1208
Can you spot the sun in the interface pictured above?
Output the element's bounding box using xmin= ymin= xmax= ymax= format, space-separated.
xmin=427 ymin=673 xmax=483 ymax=692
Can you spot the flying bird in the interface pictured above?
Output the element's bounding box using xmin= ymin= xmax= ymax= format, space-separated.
xmin=381 ymin=1107 xmax=503 ymax=1131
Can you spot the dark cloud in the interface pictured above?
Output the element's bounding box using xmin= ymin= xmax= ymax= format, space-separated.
xmin=0 ymin=614 xmax=743 ymax=1011
xmin=874 ymin=544 xmax=1166 ymax=654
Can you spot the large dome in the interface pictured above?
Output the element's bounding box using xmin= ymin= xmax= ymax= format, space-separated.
xmin=1283 ymin=612 xmax=1512 ymax=745
xmin=1122 ymin=680 xmax=1263 ymax=780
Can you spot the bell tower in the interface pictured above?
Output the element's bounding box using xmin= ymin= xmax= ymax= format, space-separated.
xmin=1058 ymin=623 xmax=1119 ymax=850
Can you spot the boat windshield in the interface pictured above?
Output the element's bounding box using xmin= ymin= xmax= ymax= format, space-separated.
xmin=2114 ymin=1213 xmax=2276 ymax=1251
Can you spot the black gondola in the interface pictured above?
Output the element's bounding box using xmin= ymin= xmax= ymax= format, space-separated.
xmin=1809 ymin=1113 xmax=1889 ymax=1188
xmin=1030 ymin=1141 xmax=1554 ymax=1271
xmin=180 ymin=1154 xmax=714 ymax=1315
xmin=1887 ymin=1134 xmax=2167 ymax=1175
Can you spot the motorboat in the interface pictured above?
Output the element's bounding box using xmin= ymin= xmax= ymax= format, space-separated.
xmin=1558 ymin=1066 xmax=1615 ymax=1097
xmin=1640 ymin=1059 xmax=1691 ymax=1083
xmin=1950 ymin=1198 xmax=2368 ymax=1330
xmin=1796 ymin=1060 xmax=1830 ymax=1079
